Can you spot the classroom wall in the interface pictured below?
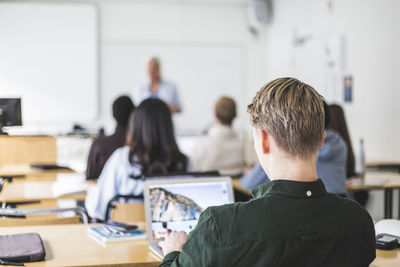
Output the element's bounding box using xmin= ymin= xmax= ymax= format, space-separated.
xmin=7 ymin=0 xmax=398 ymax=163
xmin=7 ymin=0 xmax=267 ymax=135
xmin=98 ymin=0 xmax=267 ymax=134
xmin=264 ymin=0 xmax=400 ymax=162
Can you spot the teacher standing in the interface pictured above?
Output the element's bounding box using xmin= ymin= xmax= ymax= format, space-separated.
xmin=135 ymin=57 xmax=182 ymax=113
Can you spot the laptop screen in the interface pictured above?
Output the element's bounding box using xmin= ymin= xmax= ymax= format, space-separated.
xmin=146 ymin=179 xmax=233 ymax=241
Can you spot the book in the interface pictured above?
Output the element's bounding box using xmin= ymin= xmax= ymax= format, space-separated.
xmin=87 ymin=225 xmax=146 ymax=245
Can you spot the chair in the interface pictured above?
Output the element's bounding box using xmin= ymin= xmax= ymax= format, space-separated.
xmin=110 ymin=202 xmax=146 ymax=224
xmin=104 ymin=195 xmax=144 ymax=222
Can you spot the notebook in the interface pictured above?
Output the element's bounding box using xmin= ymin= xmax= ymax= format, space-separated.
xmin=87 ymin=225 xmax=146 ymax=246
xmin=144 ymin=177 xmax=234 ymax=259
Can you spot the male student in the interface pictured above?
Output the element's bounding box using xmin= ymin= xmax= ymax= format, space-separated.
xmin=240 ymin=101 xmax=348 ymax=196
xmin=86 ymin=96 xmax=135 ymax=180
xmin=191 ymin=96 xmax=245 ymax=176
xmin=159 ymin=77 xmax=376 ymax=266
xmin=136 ymin=57 xmax=181 ymax=113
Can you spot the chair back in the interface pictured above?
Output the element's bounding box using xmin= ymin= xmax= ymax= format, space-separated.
xmin=110 ymin=202 xmax=145 ymax=224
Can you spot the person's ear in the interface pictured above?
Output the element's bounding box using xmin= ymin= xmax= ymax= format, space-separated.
xmin=318 ymin=131 xmax=326 ymax=149
xmin=260 ymin=129 xmax=270 ymax=155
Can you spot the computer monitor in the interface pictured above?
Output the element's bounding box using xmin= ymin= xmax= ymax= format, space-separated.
xmin=0 ymin=98 xmax=22 ymax=135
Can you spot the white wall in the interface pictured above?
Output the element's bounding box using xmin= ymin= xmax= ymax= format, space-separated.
xmin=6 ymin=0 xmax=268 ymax=135
xmin=98 ymin=0 xmax=267 ymax=134
xmin=0 ymin=2 xmax=98 ymax=123
xmin=264 ymin=0 xmax=400 ymax=162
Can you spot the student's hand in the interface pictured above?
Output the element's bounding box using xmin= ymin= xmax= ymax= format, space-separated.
xmin=159 ymin=231 xmax=187 ymax=255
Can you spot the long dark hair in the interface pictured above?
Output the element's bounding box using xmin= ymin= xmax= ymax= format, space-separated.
xmin=126 ymin=98 xmax=187 ymax=176
xmin=327 ymin=104 xmax=355 ymax=177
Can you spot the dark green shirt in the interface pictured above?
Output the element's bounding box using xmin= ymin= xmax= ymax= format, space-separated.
xmin=160 ymin=179 xmax=376 ymax=267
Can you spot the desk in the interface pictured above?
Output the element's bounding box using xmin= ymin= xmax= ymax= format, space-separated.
xmin=347 ymin=172 xmax=400 ymax=219
xmin=0 ymin=136 xmax=57 ymax=166
xmin=0 ymin=224 xmax=397 ymax=267
xmin=372 ymin=249 xmax=400 ymax=267
xmin=0 ymin=164 xmax=75 ymax=179
xmin=0 ymin=180 xmax=86 ymax=204
xmin=0 ymin=224 xmax=160 ymax=266
xmin=367 ymin=161 xmax=400 ymax=173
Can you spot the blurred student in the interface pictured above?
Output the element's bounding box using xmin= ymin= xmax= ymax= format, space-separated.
xmin=328 ymin=104 xmax=356 ymax=178
xmin=136 ymin=57 xmax=181 ymax=113
xmin=328 ymin=104 xmax=355 ymax=178
xmin=240 ymin=101 xmax=348 ymax=196
xmin=159 ymin=78 xmax=375 ymax=266
xmin=86 ymin=96 xmax=135 ymax=180
xmin=191 ymin=96 xmax=245 ymax=176
xmin=329 ymin=104 xmax=369 ymax=206
xmin=85 ymin=98 xmax=188 ymax=221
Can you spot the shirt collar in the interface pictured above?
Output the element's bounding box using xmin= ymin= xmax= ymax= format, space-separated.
xmin=208 ymin=124 xmax=235 ymax=137
xmin=252 ymin=179 xmax=327 ymax=199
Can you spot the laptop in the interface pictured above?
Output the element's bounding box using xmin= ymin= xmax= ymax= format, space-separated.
xmin=144 ymin=177 xmax=234 ymax=259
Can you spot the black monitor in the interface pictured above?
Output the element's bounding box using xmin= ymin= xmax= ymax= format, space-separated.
xmin=0 ymin=98 xmax=22 ymax=135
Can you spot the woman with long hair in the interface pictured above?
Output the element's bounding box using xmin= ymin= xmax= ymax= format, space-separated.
xmin=85 ymin=98 xmax=188 ymax=221
xmin=327 ymin=104 xmax=355 ymax=178
xmin=328 ymin=104 xmax=368 ymax=206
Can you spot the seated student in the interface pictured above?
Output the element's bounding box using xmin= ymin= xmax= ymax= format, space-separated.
xmin=190 ymin=96 xmax=245 ymax=176
xmin=329 ymin=104 xmax=369 ymax=206
xmin=241 ymin=101 xmax=348 ymax=196
xmin=86 ymin=96 xmax=135 ymax=180
xmin=159 ymin=77 xmax=375 ymax=266
xmin=328 ymin=104 xmax=355 ymax=178
xmin=85 ymin=98 xmax=188 ymax=221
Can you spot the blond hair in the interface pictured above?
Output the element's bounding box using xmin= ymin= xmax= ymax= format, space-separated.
xmin=215 ymin=96 xmax=237 ymax=126
xmin=247 ymin=77 xmax=324 ymax=159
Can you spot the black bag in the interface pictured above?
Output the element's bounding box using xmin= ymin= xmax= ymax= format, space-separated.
xmin=0 ymin=233 xmax=45 ymax=263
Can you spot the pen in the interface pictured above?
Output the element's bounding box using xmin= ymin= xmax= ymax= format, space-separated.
xmin=0 ymin=259 xmax=25 ymax=266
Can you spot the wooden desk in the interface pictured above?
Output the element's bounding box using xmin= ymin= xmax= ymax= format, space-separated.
xmin=0 ymin=136 xmax=57 ymax=166
xmin=372 ymin=248 xmax=400 ymax=267
xmin=0 ymin=164 xmax=75 ymax=179
xmin=367 ymin=161 xmax=400 ymax=173
xmin=347 ymin=172 xmax=400 ymax=191
xmin=1 ymin=224 xmax=398 ymax=266
xmin=347 ymin=172 xmax=400 ymax=219
xmin=0 ymin=180 xmax=86 ymax=204
xmin=0 ymin=224 xmax=160 ymax=266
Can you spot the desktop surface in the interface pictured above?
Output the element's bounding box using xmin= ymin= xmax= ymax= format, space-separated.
xmin=0 ymin=224 xmax=160 ymax=267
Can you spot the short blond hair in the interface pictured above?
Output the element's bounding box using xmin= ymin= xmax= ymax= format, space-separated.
xmin=215 ymin=96 xmax=236 ymax=126
xmin=247 ymin=77 xmax=324 ymax=159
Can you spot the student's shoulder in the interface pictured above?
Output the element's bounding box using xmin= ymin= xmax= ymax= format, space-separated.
xmin=205 ymin=200 xmax=255 ymax=225
xmin=328 ymin=193 xmax=366 ymax=212
xmin=108 ymin=146 xmax=130 ymax=162
xmin=327 ymin=193 xmax=374 ymax=230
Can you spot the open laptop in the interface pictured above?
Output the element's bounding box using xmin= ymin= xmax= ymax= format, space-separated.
xmin=144 ymin=177 xmax=234 ymax=259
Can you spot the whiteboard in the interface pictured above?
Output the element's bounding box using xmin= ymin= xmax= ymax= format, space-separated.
xmin=101 ymin=42 xmax=245 ymax=133
xmin=0 ymin=2 xmax=98 ymax=123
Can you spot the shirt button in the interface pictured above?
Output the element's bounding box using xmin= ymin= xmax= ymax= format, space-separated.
xmin=306 ymin=191 xmax=312 ymax=197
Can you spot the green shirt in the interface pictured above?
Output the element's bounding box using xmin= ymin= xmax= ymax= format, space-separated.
xmin=160 ymin=179 xmax=376 ymax=267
